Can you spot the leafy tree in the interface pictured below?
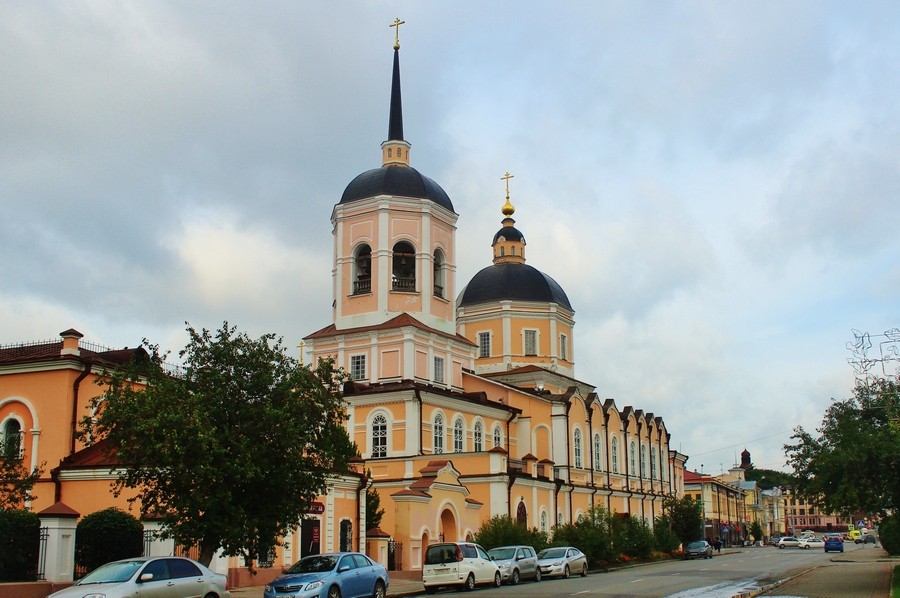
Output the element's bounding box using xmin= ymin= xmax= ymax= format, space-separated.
xmin=0 ymin=509 xmax=41 ymax=581
xmin=749 ymin=520 xmax=764 ymax=543
xmin=611 ymin=515 xmax=654 ymax=559
xmin=81 ymin=322 xmax=356 ymax=567
xmin=552 ymin=507 xmax=615 ymax=565
xmin=75 ymin=508 xmax=143 ymax=571
xmin=743 ymin=468 xmax=796 ymax=490
xmin=474 ymin=515 xmax=548 ymax=552
xmin=785 ymin=378 xmax=900 ymax=517
xmin=652 ymin=513 xmax=681 ymax=554
xmin=662 ymin=495 xmax=703 ymax=546
xmin=365 ymin=483 xmax=385 ymax=531
xmin=0 ymin=442 xmax=44 ymax=510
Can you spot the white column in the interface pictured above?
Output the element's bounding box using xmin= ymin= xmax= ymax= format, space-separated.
xmin=39 ymin=515 xmax=77 ymax=583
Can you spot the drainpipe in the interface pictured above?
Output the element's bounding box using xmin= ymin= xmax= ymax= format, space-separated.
xmin=604 ymin=412 xmax=611 ymax=512
xmin=414 ymin=388 xmax=423 ymax=455
xmin=71 ymin=359 xmax=93 ymax=455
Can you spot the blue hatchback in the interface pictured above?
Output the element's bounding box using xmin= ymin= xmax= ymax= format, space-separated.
xmin=823 ymin=537 xmax=843 ymax=553
xmin=264 ymin=552 xmax=388 ymax=598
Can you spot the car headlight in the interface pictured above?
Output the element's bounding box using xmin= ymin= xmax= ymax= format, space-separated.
xmin=264 ymin=585 xmax=273 ymax=593
xmin=499 ymin=562 xmax=510 ymax=570
xmin=305 ymin=579 xmax=325 ymax=591
xmin=82 ymin=594 xmax=107 ymax=598
xmin=552 ymin=560 xmax=562 ymax=567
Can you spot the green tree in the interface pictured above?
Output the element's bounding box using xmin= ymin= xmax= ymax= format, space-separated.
xmin=662 ymin=495 xmax=703 ymax=546
xmin=652 ymin=513 xmax=681 ymax=554
xmin=0 ymin=450 xmax=43 ymax=510
xmin=75 ymin=508 xmax=144 ymax=571
xmin=552 ymin=507 xmax=615 ymax=565
xmin=785 ymin=378 xmax=900 ymax=517
xmin=365 ymin=483 xmax=385 ymax=531
xmin=81 ymin=322 xmax=356 ymax=567
xmin=474 ymin=515 xmax=548 ymax=552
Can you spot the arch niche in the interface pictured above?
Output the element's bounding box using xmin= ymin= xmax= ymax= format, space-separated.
xmin=439 ymin=508 xmax=458 ymax=542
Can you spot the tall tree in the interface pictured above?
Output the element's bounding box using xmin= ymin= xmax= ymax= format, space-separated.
xmin=662 ymin=495 xmax=704 ymax=546
xmin=81 ymin=322 xmax=356 ymax=566
xmin=785 ymin=378 xmax=900 ymax=517
xmin=0 ymin=436 xmax=43 ymax=510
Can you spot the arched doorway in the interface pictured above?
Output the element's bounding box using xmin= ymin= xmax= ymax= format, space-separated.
xmin=516 ymin=501 xmax=527 ymax=526
xmin=439 ymin=508 xmax=457 ymax=542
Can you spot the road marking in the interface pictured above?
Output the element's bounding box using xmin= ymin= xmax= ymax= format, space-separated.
xmin=630 ymin=579 xmax=644 ymax=584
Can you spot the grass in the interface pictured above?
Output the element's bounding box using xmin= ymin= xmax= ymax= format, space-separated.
xmin=892 ymin=564 xmax=900 ymax=598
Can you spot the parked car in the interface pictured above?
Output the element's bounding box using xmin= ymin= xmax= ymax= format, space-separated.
xmin=422 ymin=542 xmax=500 ymax=593
xmin=487 ymin=545 xmax=541 ymax=584
xmin=263 ymin=552 xmax=388 ymax=598
xmin=536 ymin=546 xmax=588 ymax=579
xmin=798 ymin=537 xmax=824 ymax=549
xmin=777 ymin=536 xmax=800 ymax=548
xmin=683 ymin=540 xmax=713 ymax=559
xmin=48 ymin=556 xmax=230 ymax=598
xmin=824 ymin=536 xmax=844 ymax=553
xmin=855 ymin=534 xmax=877 ymax=544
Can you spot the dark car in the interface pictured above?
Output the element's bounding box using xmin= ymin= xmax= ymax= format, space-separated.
xmin=856 ymin=534 xmax=877 ymax=544
xmin=823 ymin=537 xmax=844 ymax=553
xmin=683 ymin=540 xmax=713 ymax=559
xmin=264 ymin=552 xmax=388 ymax=598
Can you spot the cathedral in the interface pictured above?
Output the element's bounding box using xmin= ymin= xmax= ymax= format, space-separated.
xmin=0 ymin=25 xmax=686 ymax=590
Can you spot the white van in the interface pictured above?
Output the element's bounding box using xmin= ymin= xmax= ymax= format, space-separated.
xmin=422 ymin=542 xmax=501 ymax=593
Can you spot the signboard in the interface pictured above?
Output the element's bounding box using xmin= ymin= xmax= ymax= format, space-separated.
xmin=305 ymin=501 xmax=325 ymax=514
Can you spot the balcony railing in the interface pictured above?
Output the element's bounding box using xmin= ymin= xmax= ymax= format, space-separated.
xmin=353 ymin=279 xmax=372 ymax=295
xmin=392 ymin=277 xmax=416 ymax=292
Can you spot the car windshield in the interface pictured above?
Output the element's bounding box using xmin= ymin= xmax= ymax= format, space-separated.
xmin=287 ymin=556 xmax=337 ymax=573
xmin=538 ymin=548 xmax=567 ymax=559
xmin=488 ymin=548 xmax=516 ymax=560
xmin=686 ymin=541 xmax=705 ymax=549
xmin=77 ymin=560 xmax=142 ymax=584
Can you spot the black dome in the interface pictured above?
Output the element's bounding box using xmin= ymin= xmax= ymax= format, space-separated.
xmin=492 ymin=225 xmax=525 ymax=244
xmin=457 ymin=263 xmax=573 ymax=310
xmin=340 ymin=165 xmax=454 ymax=212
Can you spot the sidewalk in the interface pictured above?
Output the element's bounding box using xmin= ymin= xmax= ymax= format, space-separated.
xmin=749 ymin=544 xmax=898 ymax=598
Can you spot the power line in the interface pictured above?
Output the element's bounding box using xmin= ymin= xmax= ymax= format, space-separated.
xmin=690 ymin=429 xmax=793 ymax=458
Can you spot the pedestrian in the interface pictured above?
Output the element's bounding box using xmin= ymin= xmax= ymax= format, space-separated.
xmin=714 ymin=538 xmax=721 ymax=553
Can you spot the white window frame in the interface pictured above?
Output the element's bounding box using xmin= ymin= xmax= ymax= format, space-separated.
xmin=593 ymin=433 xmax=602 ymax=472
xmin=350 ymin=354 xmax=366 ymax=381
xmin=478 ymin=332 xmax=491 ymax=358
xmin=370 ymin=412 xmax=388 ymax=458
xmin=473 ymin=420 xmax=484 ymax=452
xmin=611 ymin=437 xmax=619 ymax=474
xmin=453 ymin=417 xmax=464 ymax=453
xmin=492 ymin=424 xmax=502 ymax=448
xmin=641 ymin=444 xmax=647 ymax=478
xmin=433 ymin=413 xmax=445 ymax=454
xmin=630 ymin=440 xmax=636 ymax=475
xmin=523 ymin=329 xmax=537 ymax=356
xmin=573 ymin=428 xmax=582 ymax=468
xmin=434 ymin=356 xmax=445 ymax=384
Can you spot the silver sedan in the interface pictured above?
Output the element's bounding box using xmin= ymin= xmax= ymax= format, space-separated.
xmin=536 ymin=546 xmax=588 ymax=579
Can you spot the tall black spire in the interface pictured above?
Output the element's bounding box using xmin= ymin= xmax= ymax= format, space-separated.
xmin=388 ymin=48 xmax=404 ymax=141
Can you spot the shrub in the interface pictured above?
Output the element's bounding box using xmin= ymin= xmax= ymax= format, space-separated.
xmin=474 ymin=515 xmax=549 ymax=551
xmin=652 ymin=514 xmax=681 ymax=554
xmin=75 ymin=508 xmax=144 ymax=572
xmin=0 ymin=509 xmax=41 ymax=581
xmin=551 ymin=507 xmax=615 ymax=565
xmin=878 ymin=514 xmax=900 ymax=556
xmin=612 ymin=515 xmax=654 ymax=559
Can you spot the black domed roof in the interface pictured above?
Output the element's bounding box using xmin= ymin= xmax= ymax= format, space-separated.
xmin=492 ymin=225 xmax=525 ymax=244
xmin=457 ymin=263 xmax=572 ymax=310
xmin=340 ymin=165 xmax=454 ymax=212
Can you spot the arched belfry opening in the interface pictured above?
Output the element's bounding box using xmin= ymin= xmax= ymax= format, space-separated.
xmin=392 ymin=241 xmax=416 ymax=291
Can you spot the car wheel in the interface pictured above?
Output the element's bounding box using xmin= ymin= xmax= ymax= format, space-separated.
xmin=328 ymin=586 xmax=342 ymax=598
xmin=373 ymin=580 xmax=386 ymax=598
xmin=778 ymin=545 xmax=784 ymax=549
xmin=511 ymin=569 xmax=520 ymax=585
xmin=493 ymin=572 xmax=501 ymax=588
xmin=534 ymin=568 xmax=541 ymax=582
xmin=425 ymin=588 xmax=436 ymax=595
xmin=581 ymin=564 xmax=587 ymax=577
xmin=464 ymin=573 xmax=476 ymax=591
xmin=563 ymin=565 xmax=570 ymax=579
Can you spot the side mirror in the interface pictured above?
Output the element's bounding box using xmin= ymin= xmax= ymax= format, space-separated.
xmin=338 ymin=566 xmax=351 ymax=573
xmin=139 ymin=573 xmax=154 ymax=582
xmin=490 ymin=556 xmax=495 ymax=561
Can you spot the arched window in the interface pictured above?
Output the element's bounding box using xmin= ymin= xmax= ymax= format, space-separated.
xmin=492 ymin=425 xmax=502 ymax=449
xmin=650 ymin=447 xmax=657 ymax=481
xmin=433 ymin=249 xmax=445 ymax=299
xmin=433 ymin=413 xmax=444 ymax=454
xmin=340 ymin=520 xmax=353 ymax=552
xmin=392 ymin=241 xmax=416 ymax=291
xmin=641 ymin=445 xmax=647 ymax=478
xmin=453 ymin=418 xmax=464 ymax=453
xmin=353 ymin=244 xmax=372 ymax=295
xmin=630 ymin=440 xmax=636 ymax=475
xmin=516 ymin=502 xmax=527 ymax=526
xmin=473 ymin=421 xmax=483 ymax=452
xmin=371 ymin=413 xmax=387 ymax=458
xmin=557 ymin=512 xmax=563 ymax=527
xmin=2 ymin=419 xmax=23 ymax=460
xmin=573 ymin=428 xmax=582 ymax=468
xmin=593 ymin=434 xmax=602 ymax=472
xmin=540 ymin=511 xmax=547 ymax=532
xmin=611 ymin=437 xmax=619 ymax=474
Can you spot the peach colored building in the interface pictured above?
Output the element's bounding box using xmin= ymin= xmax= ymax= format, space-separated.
xmin=0 ymin=35 xmax=687 ymax=590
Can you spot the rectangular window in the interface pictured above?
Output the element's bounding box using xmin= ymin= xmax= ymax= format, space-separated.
xmin=434 ymin=356 xmax=444 ymax=384
xmin=350 ymin=355 xmax=366 ymax=381
xmin=478 ymin=332 xmax=490 ymax=358
xmin=560 ymin=334 xmax=568 ymax=361
xmin=524 ymin=330 xmax=537 ymax=356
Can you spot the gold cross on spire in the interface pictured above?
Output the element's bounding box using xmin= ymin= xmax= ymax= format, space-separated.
xmin=390 ymin=18 xmax=405 ymax=50
xmin=501 ymin=171 xmax=514 ymax=200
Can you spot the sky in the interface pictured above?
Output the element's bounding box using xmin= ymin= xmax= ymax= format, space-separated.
xmin=2 ymin=2 xmax=899 ymax=476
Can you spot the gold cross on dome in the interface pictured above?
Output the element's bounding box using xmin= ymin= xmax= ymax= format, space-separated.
xmin=501 ymin=171 xmax=514 ymax=200
xmin=390 ymin=18 xmax=405 ymax=49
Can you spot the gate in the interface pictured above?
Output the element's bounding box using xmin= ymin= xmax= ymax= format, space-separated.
xmin=34 ymin=526 xmax=48 ymax=580
xmin=387 ymin=539 xmax=402 ymax=571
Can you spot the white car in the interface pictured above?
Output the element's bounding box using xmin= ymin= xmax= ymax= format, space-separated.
xmin=798 ymin=537 xmax=825 ymax=549
xmin=422 ymin=542 xmax=501 ymax=593
xmin=777 ymin=536 xmax=800 ymax=548
xmin=48 ymin=556 xmax=230 ymax=598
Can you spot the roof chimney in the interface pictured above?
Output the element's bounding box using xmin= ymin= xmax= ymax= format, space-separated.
xmin=59 ymin=329 xmax=83 ymax=356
